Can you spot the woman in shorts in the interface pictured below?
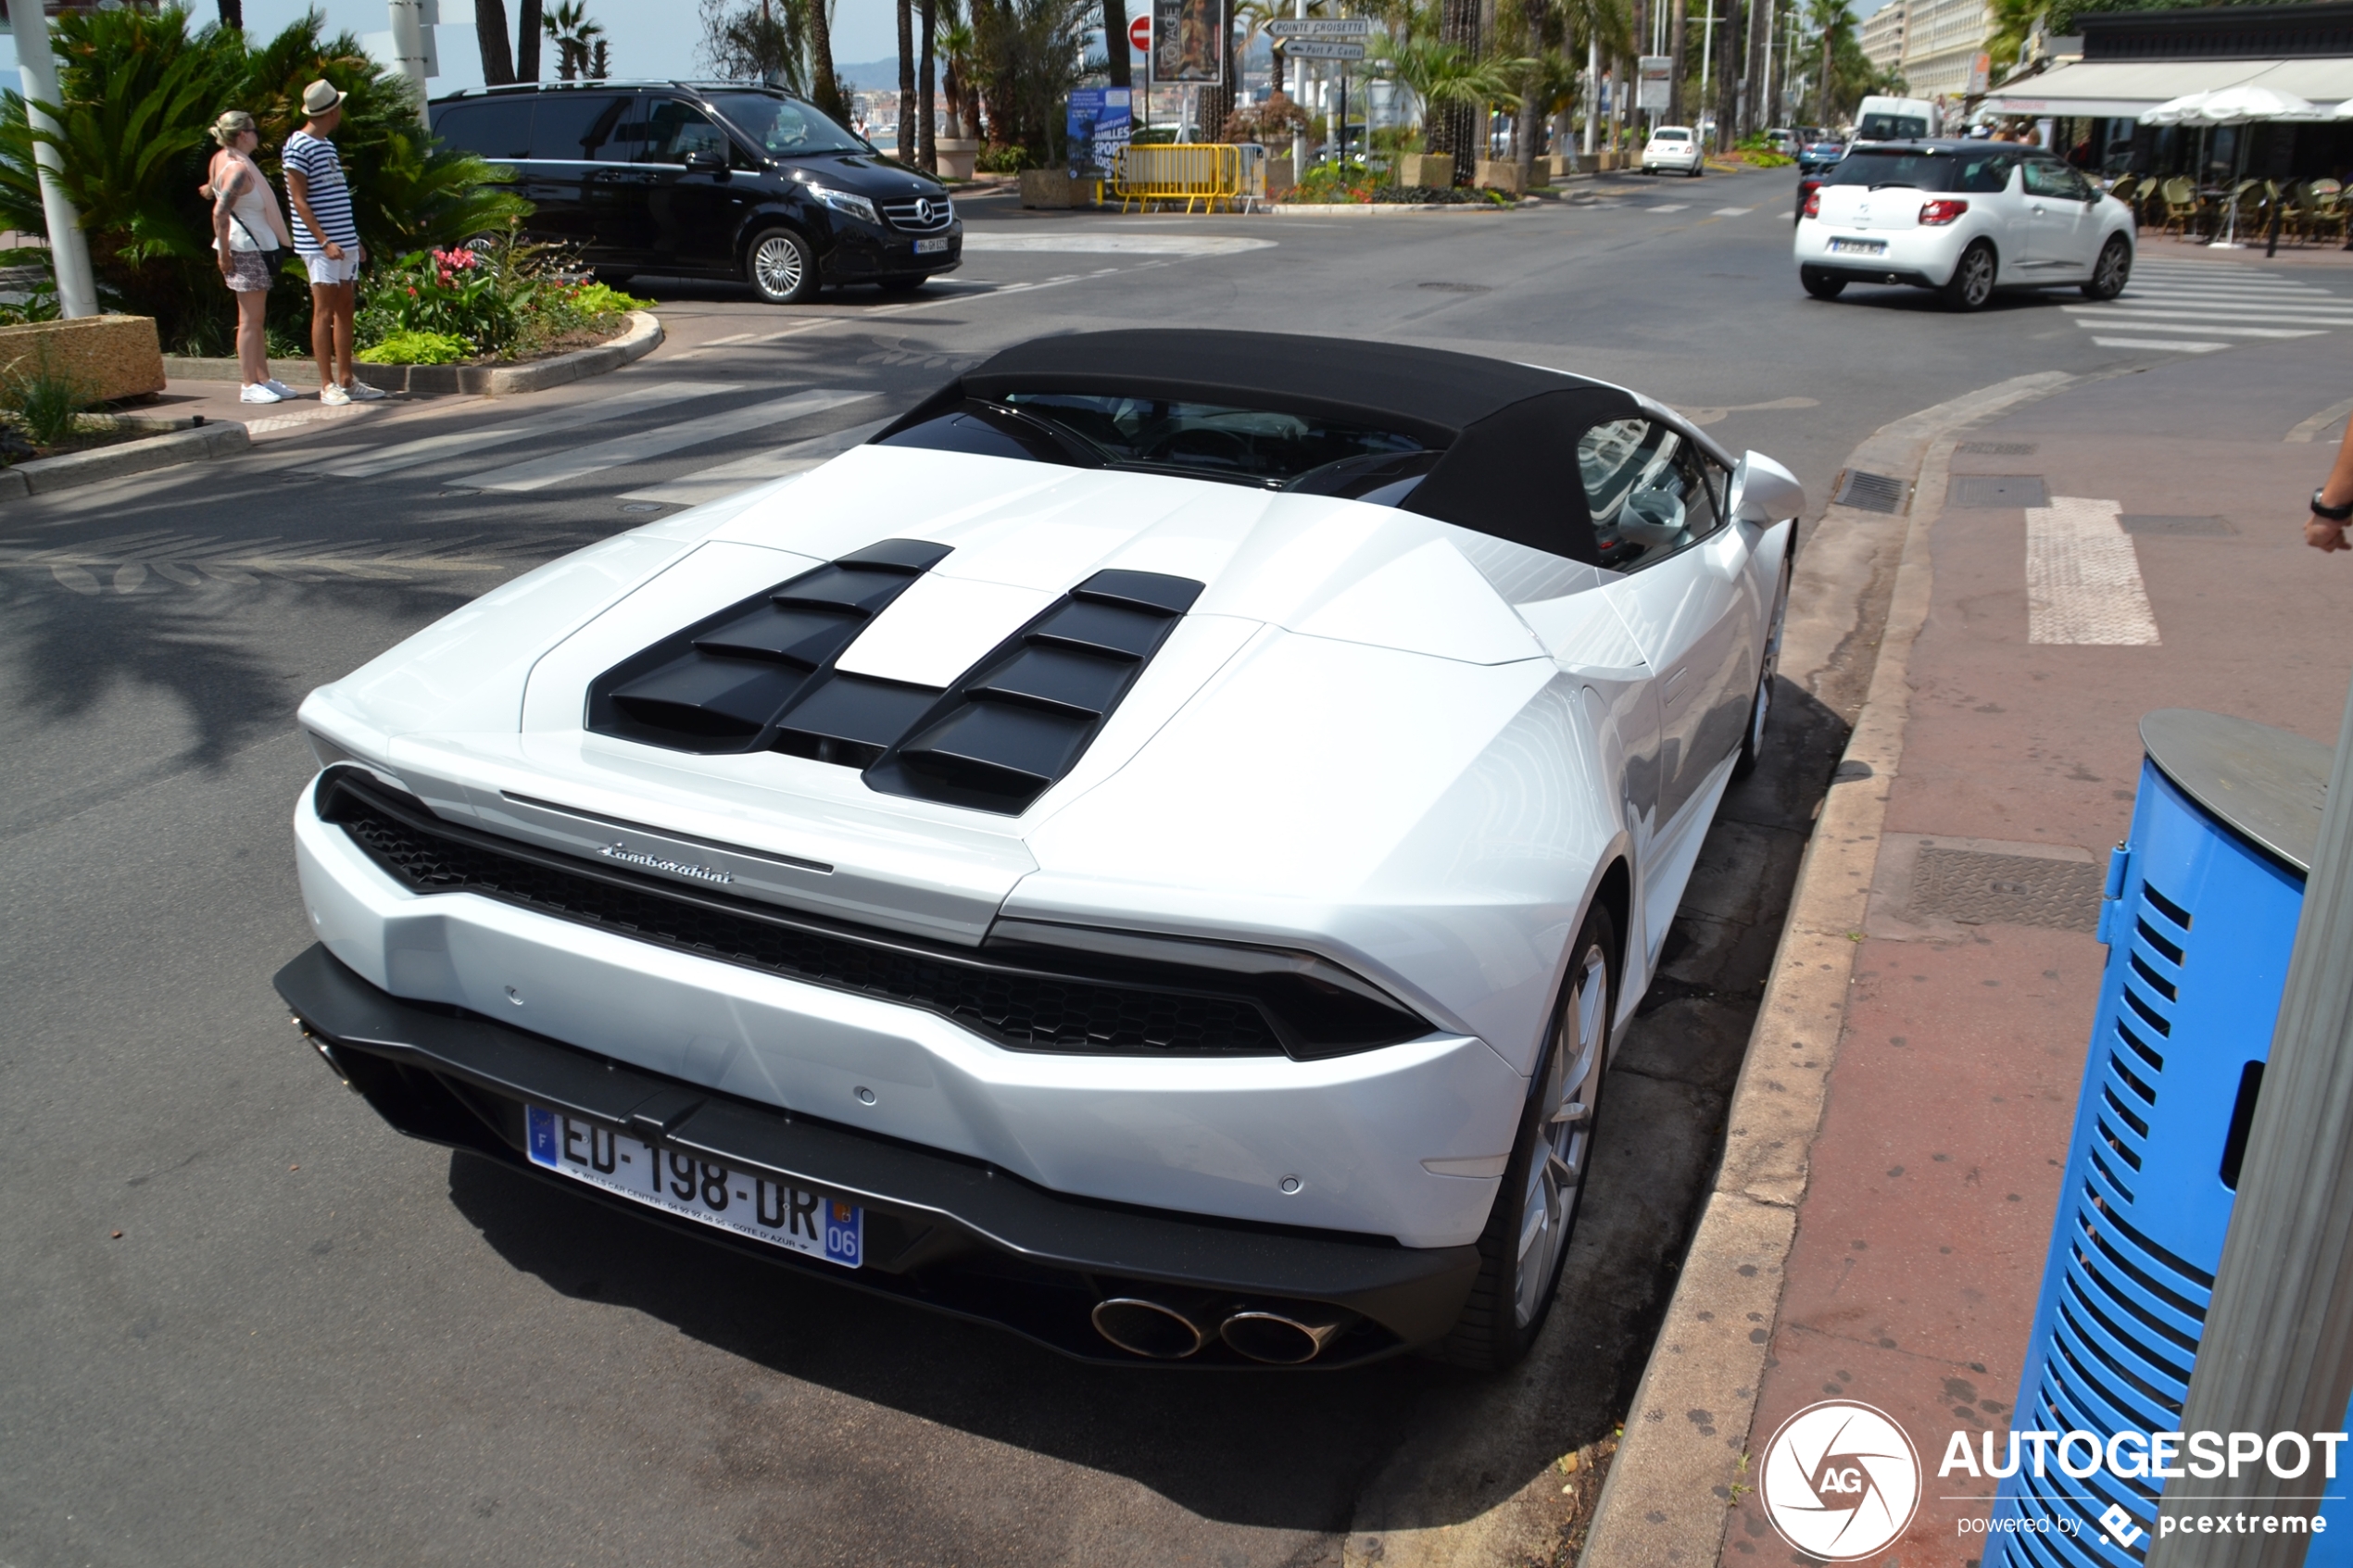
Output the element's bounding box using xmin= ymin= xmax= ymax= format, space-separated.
xmin=208 ymin=110 xmax=296 ymax=404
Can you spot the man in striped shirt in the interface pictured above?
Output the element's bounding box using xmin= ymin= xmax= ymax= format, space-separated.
xmin=283 ymin=80 xmax=382 ymax=407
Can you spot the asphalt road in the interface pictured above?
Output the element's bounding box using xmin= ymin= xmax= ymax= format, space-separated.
xmin=0 ymin=166 xmax=2237 ymax=1567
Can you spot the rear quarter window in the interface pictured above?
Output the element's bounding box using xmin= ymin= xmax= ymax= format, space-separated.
xmin=433 ymin=97 xmax=534 ymax=160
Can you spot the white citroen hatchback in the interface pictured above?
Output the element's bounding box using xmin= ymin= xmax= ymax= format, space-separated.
xmin=1793 ymin=141 xmax=2135 ymax=310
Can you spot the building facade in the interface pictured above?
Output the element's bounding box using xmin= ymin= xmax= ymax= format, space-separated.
xmin=1899 ymin=0 xmax=1991 ymax=102
xmin=1859 ymin=0 xmax=1909 ymax=81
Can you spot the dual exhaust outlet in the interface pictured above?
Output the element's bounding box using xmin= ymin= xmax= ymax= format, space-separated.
xmin=1090 ymin=1291 xmax=1356 ymax=1364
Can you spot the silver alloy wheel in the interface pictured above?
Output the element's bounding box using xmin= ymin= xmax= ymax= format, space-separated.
xmin=1514 ymin=941 xmax=1608 ymax=1327
xmin=1957 ymin=245 xmax=1995 ymax=307
xmin=753 ymin=234 xmax=806 ymax=301
xmin=2092 ymin=238 xmax=2130 ymax=299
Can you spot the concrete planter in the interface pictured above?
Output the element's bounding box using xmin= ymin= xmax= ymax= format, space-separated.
xmin=1018 ymin=169 xmax=1096 ymax=208
xmin=1395 ymin=152 xmax=1453 ymax=189
xmin=1474 ymin=159 xmax=1524 ymax=196
xmin=0 ymin=314 xmax=164 ymax=404
xmin=1266 ymin=155 xmax=1295 ymax=198
xmin=936 ymin=138 xmax=978 ymax=180
xmin=1598 ymin=150 xmax=1629 ymax=171
xmin=163 ymin=311 xmax=662 ymax=400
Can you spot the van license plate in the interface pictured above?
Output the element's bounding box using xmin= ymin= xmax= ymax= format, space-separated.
xmin=525 ymin=1105 xmax=862 ymax=1268
xmin=914 ymin=237 xmax=951 ymax=255
xmin=1829 ymin=238 xmax=1887 ymax=256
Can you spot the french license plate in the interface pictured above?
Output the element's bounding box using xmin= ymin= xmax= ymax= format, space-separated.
xmin=914 ymin=236 xmax=952 ymax=255
xmin=526 ymin=1105 xmax=862 ymax=1268
xmin=1829 ymin=237 xmax=1887 ymax=256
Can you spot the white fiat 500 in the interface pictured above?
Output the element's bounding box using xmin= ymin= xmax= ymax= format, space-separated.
xmin=1794 ymin=140 xmax=2135 ymax=310
xmin=1642 ymin=125 xmax=1704 ymax=176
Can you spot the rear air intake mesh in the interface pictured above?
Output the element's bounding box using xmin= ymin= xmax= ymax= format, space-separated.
xmin=588 ymin=538 xmax=952 ymax=754
xmin=867 ymin=569 xmax=1205 ymax=814
xmin=315 ymin=768 xmax=1290 ymax=1058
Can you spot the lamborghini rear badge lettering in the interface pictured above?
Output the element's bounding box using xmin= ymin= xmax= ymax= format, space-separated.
xmin=598 ymin=842 xmax=735 ymax=884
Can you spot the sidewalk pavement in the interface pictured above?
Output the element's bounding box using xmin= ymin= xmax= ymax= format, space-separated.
xmin=1726 ymin=332 xmax=2353 ymax=1562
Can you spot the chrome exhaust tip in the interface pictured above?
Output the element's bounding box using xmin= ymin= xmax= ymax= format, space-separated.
xmin=1091 ymin=1295 xmax=1213 ymax=1360
xmin=1219 ymin=1305 xmax=1356 ymax=1365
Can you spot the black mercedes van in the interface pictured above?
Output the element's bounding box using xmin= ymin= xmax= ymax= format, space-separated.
xmin=427 ymin=81 xmax=961 ymax=303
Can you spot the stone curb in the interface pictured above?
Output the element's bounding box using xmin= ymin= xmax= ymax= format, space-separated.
xmin=1576 ymin=370 xmax=2080 ymax=1568
xmin=160 ymin=310 xmax=662 ymax=398
xmin=0 ymin=419 xmax=250 ymax=502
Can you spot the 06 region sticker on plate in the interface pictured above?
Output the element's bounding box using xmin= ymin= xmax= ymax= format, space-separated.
xmin=526 ymin=1105 xmax=862 ymax=1268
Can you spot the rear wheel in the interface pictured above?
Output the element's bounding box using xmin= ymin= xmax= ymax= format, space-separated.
xmin=1940 ymin=239 xmax=1997 ymax=311
xmin=1437 ymin=906 xmax=1617 ymax=1371
xmin=1800 ymin=265 xmax=1846 ymax=300
xmin=1734 ymin=550 xmax=1793 ymax=782
xmin=2082 ymin=234 xmax=2131 ymax=300
xmin=746 ymin=228 xmax=820 ymax=305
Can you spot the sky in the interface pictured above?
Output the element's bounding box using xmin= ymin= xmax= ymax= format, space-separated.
xmin=0 ymin=0 xmax=1139 ymax=95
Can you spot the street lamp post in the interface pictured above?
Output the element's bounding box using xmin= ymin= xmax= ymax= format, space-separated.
xmin=9 ymin=0 xmax=98 ymax=320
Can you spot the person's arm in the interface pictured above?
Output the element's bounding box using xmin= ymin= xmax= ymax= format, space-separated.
xmin=2307 ymin=406 xmax=2353 ymax=552
xmin=283 ymin=150 xmax=345 ymax=262
xmin=212 ymin=160 xmax=243 ymax=274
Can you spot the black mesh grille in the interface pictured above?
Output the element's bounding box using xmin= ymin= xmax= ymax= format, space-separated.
xmin=320 ymin=771 xmax=1283 ymax=1058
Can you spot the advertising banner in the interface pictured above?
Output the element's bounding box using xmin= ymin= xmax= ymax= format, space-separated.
xmin=1638 ymin=54 xmax=1672 ymax=112
xmin=1066 ymin=86 xmax=1133 ymax=171
xmin=1151 ymin=0 xmax=1226 ymax=84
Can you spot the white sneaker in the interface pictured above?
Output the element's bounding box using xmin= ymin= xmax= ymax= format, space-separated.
xmin=262 ymin=379 xmax=296 ymax=398
xmin=343 ymin=380 xmax=387 ymax=401
xmin=238 ymin=383 xmax=286 ymax=404
xmin=319 ymin=383 xmax=351 ymax=407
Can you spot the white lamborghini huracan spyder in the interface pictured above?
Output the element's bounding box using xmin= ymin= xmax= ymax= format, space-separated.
xmin=277 ymin=330 xmax=1804 ymax=1369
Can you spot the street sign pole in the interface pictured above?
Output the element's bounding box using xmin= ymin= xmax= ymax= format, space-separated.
xmin=7 ymin=0 xmax=97 ymax=320
xmin=2145 ymin=671 xmax=2353 ymax=1564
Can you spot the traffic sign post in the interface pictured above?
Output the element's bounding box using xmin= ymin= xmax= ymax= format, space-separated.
xmin=1265 ymin=17 xmax=1369 ymax=35
xmin=1283 ymin=39 xmax=1365 ymax=58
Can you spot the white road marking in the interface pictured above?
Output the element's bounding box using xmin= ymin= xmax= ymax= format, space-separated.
xmin=2089 ymin=336 xmax=2227 ymax=352
xmin=2067 ymin=305 xmax=2353 ymax=324
xmin=1646 ymin=204 xmax=1689 ymax=212
xmin=243 ymin=404 xmax=384 ymax=436
xmin=461 ymin=389 xmax=875 ymax=492
xmin=956 ymin=232 xmax=1276 ymax=255
xmin=306 ymin=381 xmax=741 ymax=478
xmin=2071 ymin=319 xmax=2325 ymax=339
xmin=1710 ymin=206 xmax=1755 ymax=216
xmin=618 ymin=416 xmax=898 ymax=507
xmin=2026 ymin=497 xmax=2159 ymax=646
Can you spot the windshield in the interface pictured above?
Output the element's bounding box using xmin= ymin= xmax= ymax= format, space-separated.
xmin=706 ymin=92 xmax=866 ymax=157
xmin=1856 ymin=112 xmax=1929 ymax=140
xmin=1826 ymin=149 xmax=2011 ymax=193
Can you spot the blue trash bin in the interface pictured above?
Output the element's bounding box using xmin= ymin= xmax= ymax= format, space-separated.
xmin=1985 ymin=709 xmax=2328 ymax=1566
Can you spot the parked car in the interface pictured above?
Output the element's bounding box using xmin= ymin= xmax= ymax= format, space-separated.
xmin=277 ymin=330 xmax=1805 ymax=1372
xmin=1794 ymin=140 xmax=2136 ymax=310
xmin=1642 ymin=125 xmax=1704 ymax=176
xmin=428 ymin=81 xmax=961 ymax=303
xmin=1794 ymin=136 xmax=1845 ymax=176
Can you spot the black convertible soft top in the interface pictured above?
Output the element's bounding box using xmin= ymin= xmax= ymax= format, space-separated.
xmin=885 ymin=330 xmax=1646 ymax=566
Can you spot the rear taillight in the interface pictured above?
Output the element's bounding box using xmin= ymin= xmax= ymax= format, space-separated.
xmin=1801 ymin=187 xmax=1822 ymax=220
xmin=1919 ymin=198 xmax=1969 ymax=225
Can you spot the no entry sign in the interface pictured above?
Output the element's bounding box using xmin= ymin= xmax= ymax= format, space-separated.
xmin=1128 ymin=14 xmax=1150 ymax=52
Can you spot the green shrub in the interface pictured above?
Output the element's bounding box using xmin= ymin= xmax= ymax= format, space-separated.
xmin=355 ymin=230 xmax=646 ymax=361
xmin=0 ymin=345 xmax=93 ymax=446
xmin=976 ymin=144 xmax=1029 ymax=173
xmin=355 ymin=329 xmax=471 ymax=365
xmin=567 ymin=281 xmax=652 ymax=315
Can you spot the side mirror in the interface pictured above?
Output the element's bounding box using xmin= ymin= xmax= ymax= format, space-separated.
xmin=686 ymin=148 xmax=729 ymax=173
xmin=1730 ymin=450 xmax=1806 ymax=526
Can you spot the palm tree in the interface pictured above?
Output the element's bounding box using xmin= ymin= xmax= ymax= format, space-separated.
xmin=473 ymin=0 xmax=515 ymax=83
xmin=543 ymin=0 xmax=605 ymax=82
xmin=937 ymin=18 xmax=980 ymax=138
xmin=1234 ymin=0 xmax=1292 ymax=97
xmin=1380 ymin=37 xmax=1516 ymax=157
xmin=1805 ymin=0 xmax=1847 ymax=125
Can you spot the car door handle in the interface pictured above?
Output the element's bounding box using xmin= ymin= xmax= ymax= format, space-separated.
xmin=2032 ymin=204 xmax=2047 ymax=214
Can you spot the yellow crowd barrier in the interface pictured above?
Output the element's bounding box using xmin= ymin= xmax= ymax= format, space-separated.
xmin=1112 ymin=144 xmax=1246 ymax=213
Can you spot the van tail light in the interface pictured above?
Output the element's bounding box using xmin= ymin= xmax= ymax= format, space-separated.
xmin=1802 ymin=187 xmax=1822 ymax=219
xmin=1919 ymin=198 xmax=1969 ymax=226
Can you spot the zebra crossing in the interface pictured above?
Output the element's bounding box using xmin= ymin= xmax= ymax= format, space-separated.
xmin=296 ymin=381 xmax=885 ymax=502
xmin=2065 ymin=258 xmax=2353 ymax=354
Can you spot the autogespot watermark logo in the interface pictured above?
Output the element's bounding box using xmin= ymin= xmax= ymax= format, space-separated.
xmin=1760 ymin=1401 xmax=1924 ymax=1561
xmin=1942 ymin=1424 xmax=2350 ymax=1546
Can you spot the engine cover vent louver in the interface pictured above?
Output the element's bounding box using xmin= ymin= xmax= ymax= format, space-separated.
xmin=865 ymin=569 xmax=1205 ymax=816
xmin=587 ymin=538 xmax=952 ymax=755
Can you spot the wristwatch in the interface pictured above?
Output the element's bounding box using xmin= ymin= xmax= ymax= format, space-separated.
xmin=2313 ymin=488 xmax=2353 ymax=522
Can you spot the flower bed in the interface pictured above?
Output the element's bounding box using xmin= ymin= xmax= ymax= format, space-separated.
xmin=354 ymin=233 xmax=651 ymax=367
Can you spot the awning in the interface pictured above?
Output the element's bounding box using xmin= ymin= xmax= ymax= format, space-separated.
xmin=1981 ymin=56 xmax=2353 ymax=118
